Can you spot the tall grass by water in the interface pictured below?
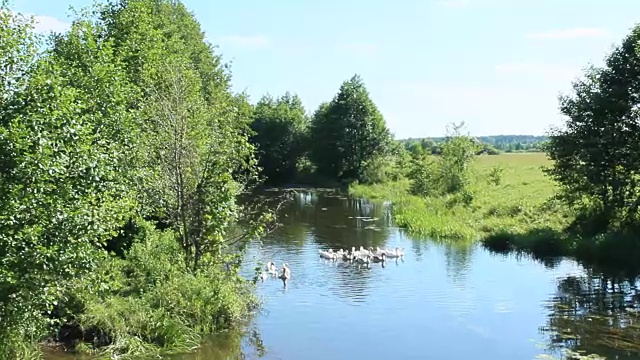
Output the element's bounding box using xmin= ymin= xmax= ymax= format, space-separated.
xmin=350 ymin=153 xmax=572 ymax=246
xmin=49 ymin=221 xmax=259 ymax=359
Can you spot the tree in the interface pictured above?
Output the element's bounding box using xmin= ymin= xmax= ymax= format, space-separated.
xmin=407 ymin=122 xmax=479 ymax=197
xmin=545 ymin=26 xmax=640 ymax=231
xmin=309 ymin=74 xmax=392 ymax=183
xmin=0 ymin=15 xmax=138 ymax=357
xmin=405 ymin=140 xmax=424 ymax=158
xmin=0 ymin=0 xmax=282 ymax=357
xmin=0 ymin=0 xmax=38 ymax=106
xmin=250 ymin=92 xmax=309 ymax=185
xmin=438 ymin=122 xmax=479 ymax=194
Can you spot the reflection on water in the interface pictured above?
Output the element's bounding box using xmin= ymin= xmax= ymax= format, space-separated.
xmin=171 ymin=326 xmax=266 ymax=360
xmin=540 ymin=270 xmax=640 ymax=359
xmin=46 ymin=190 xmax=640 ymax=360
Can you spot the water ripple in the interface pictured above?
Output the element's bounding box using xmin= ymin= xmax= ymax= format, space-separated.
xmin=167 ymin=191 xmax=640 ymax=360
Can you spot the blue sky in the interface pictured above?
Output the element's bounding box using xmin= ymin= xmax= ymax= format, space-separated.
xmin=10 ymin=0 xmax=640 ymax=138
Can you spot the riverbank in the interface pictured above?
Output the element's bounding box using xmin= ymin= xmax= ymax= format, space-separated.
xmin=350 ymin=153 xmax=640 ymax=272
xmin=351 ymin=153 xmax=567 ymax=241
xmin=37 ymin=220 xmax=259 ymax=359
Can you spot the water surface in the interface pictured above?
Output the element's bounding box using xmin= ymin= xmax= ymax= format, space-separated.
xmin=178 ymin=189 xmax=640 ymax=360
xmin=48 ymin=190 xmax=640 ymax=359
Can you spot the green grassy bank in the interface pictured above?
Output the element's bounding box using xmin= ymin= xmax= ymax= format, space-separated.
xmin=350 ymin=153 xmax=640 ymax=272
xmin=37 ymin=220 xmax=259 ymax=359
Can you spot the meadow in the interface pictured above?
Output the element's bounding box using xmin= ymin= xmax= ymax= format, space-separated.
xmin=350 ymin=152 xmax=573 ymax=250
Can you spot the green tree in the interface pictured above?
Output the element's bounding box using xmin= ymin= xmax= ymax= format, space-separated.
xmin=309 ymin=74 xmax=392 ymax=183
xmin=439 ymin=122 xmax=479 ymax=194
xmin=545 ymin=26 xmax=640 ymax=231
xmin=0 ymin=0 xmax=38 ymax=106
xmin=0 ymin=14 xmax=138 ymax=357
xmin=406 ymin=141 xmax=424 ymax=158
xmin=250 ymin=92 xmax=309 ymax=185
xmin=92 ymin=0 xmax=268 ymax=269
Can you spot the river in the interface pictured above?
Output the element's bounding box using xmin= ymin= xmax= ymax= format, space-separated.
xmin=49 ymin=189 xmax=640 ymax=359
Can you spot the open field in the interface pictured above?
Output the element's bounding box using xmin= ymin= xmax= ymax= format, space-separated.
xmin=350 ymin=152 xmax=572 ymax=245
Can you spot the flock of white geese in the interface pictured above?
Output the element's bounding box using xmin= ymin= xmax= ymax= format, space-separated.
xmin=261 ymin=262 xmax=291 ymax=285
xmin=259 ymin=246 xmax=405 ymax=286
xmin=319 ymin=246 xmax=405 ymax=264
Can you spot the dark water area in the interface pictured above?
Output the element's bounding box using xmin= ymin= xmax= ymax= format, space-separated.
xmin=47 ymin=190 xmax=640 ymax=360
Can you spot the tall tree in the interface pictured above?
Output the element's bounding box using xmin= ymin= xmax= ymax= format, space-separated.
xmin=91 ymin=0 xmax=264 ymax=269
xmin=250 ymin=92 xmax=309 ymax=185
xmin=0 ymin=14 xmax=138 ymax=356
xmin=545 ymin=25 xmax=640 ymax=230
xmin=0 ymin=0 xmax=38 ymax=106
xmin=309 ymin=74 xmax=392 ymax=183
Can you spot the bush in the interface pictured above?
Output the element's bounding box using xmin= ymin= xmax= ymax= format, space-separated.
xmin=487 ymin=164 xmax=504 ymax=185
xmin=408 ymin=157 xmax=439 ymax=197
xmin=56 ymin=221 xmax=258 ymax=358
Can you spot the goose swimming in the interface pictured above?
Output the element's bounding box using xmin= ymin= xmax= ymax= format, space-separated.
xmin=383 ymin=247 xmax=405 ymax=258
xmin=266 ymin=261 xmax=278 ymax=276
xmin=278 ymin=263 xmax=290 ymax=286
xmin=359 ymin=246 xmax=372 ymax=257
xmin=372 ymin=252 xmax=386 ymax=263
xmin=319 ymin=249 xmax=338 ymax=260
xmin=356 ymin=254 xmax=371 ymax=264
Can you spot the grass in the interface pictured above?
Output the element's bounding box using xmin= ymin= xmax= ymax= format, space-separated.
xmin=351 ymin=152 xmax=571 ymax=243
xmin=46 ymin=220 xmax=259 ymax=359
xmin=351 ymin=152 xmax=640 ymax=273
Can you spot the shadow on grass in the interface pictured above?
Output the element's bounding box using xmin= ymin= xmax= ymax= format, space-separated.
xmin=482 ymin=227 xmax=640 ymax=276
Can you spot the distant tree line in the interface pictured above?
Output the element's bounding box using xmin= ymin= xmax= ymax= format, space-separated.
xmin=246 ymin=86 xmax=550 ymax=186
xmin=398 ymin=135 xmax=547 ymax=157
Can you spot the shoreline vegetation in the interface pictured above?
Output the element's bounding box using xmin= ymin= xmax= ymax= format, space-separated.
xmin=1 ymin=0 xmax=283 ymax=358
xmin=345 ymin=25 xmax=640 ymax=279
xmin=349 ymin=153 xmax=640 ymax=274
xmin=3 ymin=0 xmax=640 ymax=358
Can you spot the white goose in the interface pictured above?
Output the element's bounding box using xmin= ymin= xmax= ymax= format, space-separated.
xmin=278 ymin=263 xmax=291 ymax=286
xmin=372 ymin=252 xmax=387 ymax=263
xmin=383 ymin=247 xmax=405 ymax=258
xmin=359 ymin=246 xmax=372 ymax=257
xmin=319 ymin=249 xmax=338 ymax=260
xmin=259 ymin=271 xmax=269 ymax=281
xmin=266 ymin=261 xmax=278 ymax=276
xmin=356 ymin=254 xmax=371 ymax=264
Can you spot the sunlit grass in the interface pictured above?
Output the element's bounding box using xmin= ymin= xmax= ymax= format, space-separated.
xmin=350 ymin=153 xmax=572 ymax=245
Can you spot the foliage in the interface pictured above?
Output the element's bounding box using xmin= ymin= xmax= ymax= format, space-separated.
xmin=0 ymin=0 xmax=39 ymax=104
xmin=545 ymin=25 xmax=640 ymax=233
xmin=406 ymin=122 xmax=479 ymax=198
xmin=143 ymin=55 xmax=240 ymax=271
xmin=0 ymin=0 xmax=279 ymax=358
xmin=92 ymin=0 xmax=270 ymax=272
xmin=400 ymin=134 xmax=547 ymax=155
xmin=351 ymin=153 xmax=567 ymax=242
xmin=309 ymin=74 xmax=392 ymax=184
xmin=359 ymin=139 xmax=410 ymax=184
xmin=438 ymin=122 xmax=480 ymax=194
xmin=250 ymin=92 xmax=309 ymax=185
xmin=487 ymin=164 xmax=504 ymax=185
xmin=62 ymin=221 xmax=258 ymax=358
xmin=408 ymin=156 xmax=438 ymax=197
xmin=0 ymin=10 xmax=140 ymax=358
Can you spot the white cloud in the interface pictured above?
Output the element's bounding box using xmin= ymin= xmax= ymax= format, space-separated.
xmin=217 ymin=35 xmax=270 ymax=49
xmin=494 ymin=62 xmax=580 ymax=81
xmin=31 ymin=15 xmax=70 ymax=34
xmin=525 ymin=27 xmax=610 ymax=40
